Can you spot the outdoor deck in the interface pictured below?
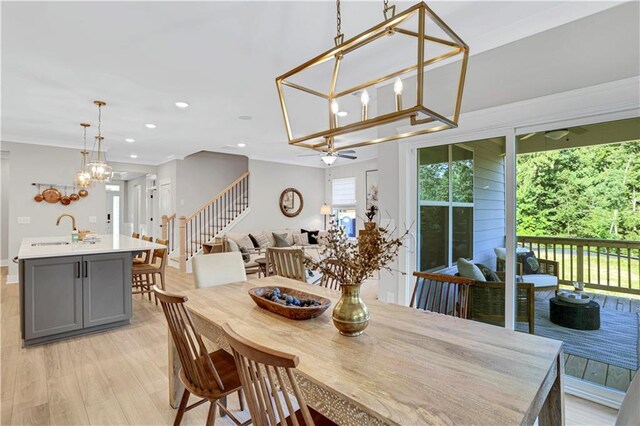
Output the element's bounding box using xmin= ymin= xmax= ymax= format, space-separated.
xmin=536 ymin=289 xmax=640 ymax=392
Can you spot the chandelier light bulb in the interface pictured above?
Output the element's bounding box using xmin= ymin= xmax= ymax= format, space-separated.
xmin=361 ymin=89 xmax=370 ymax=106
xmin=393 ymin=78 xmax=403 ymax=95
xmin=331 ymin=100 xmax=340 ymax=115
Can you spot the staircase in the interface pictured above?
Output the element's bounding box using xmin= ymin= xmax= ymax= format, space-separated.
xmin=163 ymin=172 xmax=249 ymax=272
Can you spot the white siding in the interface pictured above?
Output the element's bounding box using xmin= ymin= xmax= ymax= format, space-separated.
xmin=469 ymin=140 xmax=505 ymax=270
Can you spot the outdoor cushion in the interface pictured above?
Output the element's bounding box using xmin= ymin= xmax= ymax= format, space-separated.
xmin=521 ymin=274 xmax=558 ymax=288
xmin=518 ymin=251 xmax=540 ymax=274
xmin=494 ymin=246 xmax=530 ymax=260
xmin=457 ymin=258 xmax=486 ymax=282
xmin=476 ymin=263 xmax=501 ymax=282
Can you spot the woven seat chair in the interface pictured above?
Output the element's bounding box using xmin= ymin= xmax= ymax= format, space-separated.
xmin=410 ymin=272 xmax=474 ymax=319
xmin=222 ymin=323 xmax=336 ymax=426
xmin=266 ymin=247 xmax=306 ymax=283
xmin=469 ymin=280 xmax=535 ymax=334
xmin=155 ymin=288 xmax=248 ymax=426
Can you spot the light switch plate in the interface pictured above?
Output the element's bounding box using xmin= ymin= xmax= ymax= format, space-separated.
xmin=17 ymin=216 xmax=31 ymax=224
xmin=88 ymin=216 xmax=97 ymax=223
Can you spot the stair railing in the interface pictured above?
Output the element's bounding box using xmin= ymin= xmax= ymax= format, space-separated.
xmin=178 ymin=172 xmax=249 ymax=272
xmin=161 ymin=213 xmax=177 ymax=253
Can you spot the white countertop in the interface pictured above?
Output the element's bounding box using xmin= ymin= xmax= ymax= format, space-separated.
xmin=18 ymin=234 xmax=165 ymax=259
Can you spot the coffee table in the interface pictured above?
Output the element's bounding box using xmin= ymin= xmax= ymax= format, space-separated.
xmin=549 ymin=297 xmax=600 ymax=330
xmin=255 ymin=257 xmax=269 ymax=278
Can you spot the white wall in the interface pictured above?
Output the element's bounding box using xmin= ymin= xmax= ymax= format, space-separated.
xmin=1 ymin=151 xmax=10 ymax=265
xmin=4 ymin=142 xmax=108 ymax=282
xmin=324 ymin=159 xmax=378 ymax=232
xmin=231 ymin=159 xmax=324 ymax=233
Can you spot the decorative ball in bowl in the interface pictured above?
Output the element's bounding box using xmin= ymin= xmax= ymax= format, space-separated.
xmin=248 ymin=286 xmax=331 ymax=320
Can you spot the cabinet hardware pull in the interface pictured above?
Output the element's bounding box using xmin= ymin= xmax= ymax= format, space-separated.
xmin=84 ymin=261 xmax=88 ymax=278
xmin=77 ymin=261 xmax=81 ymax=279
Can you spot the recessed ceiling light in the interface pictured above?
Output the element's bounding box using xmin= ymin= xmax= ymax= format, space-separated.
xmin=145 ymin=123 xmax=157 ymax=129
xmin=130 ymin=154 xmax=138 ymax=159
xmin=337 ymin=111 xmax=348 ymax=117
xmin=238 ymin=115 xmax=253 ymax=120
xmin=237 ymin=143 xmax=246 ymax=148
xmin=175 ymin=101 xmax=189 ymax=108
xmin=125 ymin=138 xmax=135 ymax=143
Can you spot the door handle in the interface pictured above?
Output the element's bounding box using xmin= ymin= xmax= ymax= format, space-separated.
xmin=84 ymin=261 xmax=88 ymax=278
xmin=77 ymin=261 xmax=81 ymax=279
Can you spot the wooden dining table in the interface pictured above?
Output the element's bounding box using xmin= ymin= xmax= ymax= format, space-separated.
xmin=168 ymin=276 xmax=564 ymax=425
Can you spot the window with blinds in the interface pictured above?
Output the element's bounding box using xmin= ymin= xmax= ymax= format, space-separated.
xmin=331 ymin=177 xmax=357 ymax=206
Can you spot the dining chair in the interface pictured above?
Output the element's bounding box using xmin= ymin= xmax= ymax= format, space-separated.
xmin=222 ymin=323 xmax=336 ymax=426
xmin=410 ymin=272 xmax=474 ymax=319
xmin=616 ymin=369 xmax=639 ymax=425
xmin=154 ymin=288 xmax=248 ymax=426
xmin=266 ymin=247 xmax=306 ymax=283
xmin=132 ymin=238 xmax=168 ymax=304
xmin=318 ymin=259 xmax=340 ymax=291
xmin=193 ymin=252 xmax=247 ymax=288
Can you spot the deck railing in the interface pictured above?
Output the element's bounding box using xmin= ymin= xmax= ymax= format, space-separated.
xmin=517 ymin=235 xmax=640 ymax=295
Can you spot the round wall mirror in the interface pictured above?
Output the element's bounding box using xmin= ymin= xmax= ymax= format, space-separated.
xmin=279 ymin=188 xmax=303 ymax=217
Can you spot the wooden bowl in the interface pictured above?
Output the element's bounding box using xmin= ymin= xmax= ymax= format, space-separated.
xmin=248 ymin=286 xmax=331 ymax=320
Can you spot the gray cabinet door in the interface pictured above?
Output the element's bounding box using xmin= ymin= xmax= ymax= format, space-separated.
xmin=83 ymin=252 xmax=132 ymax=327
xmin=23 ymin=256 xmax=83 ymax=340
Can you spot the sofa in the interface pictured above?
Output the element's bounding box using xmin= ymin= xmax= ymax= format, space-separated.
xmin=494 ymin=247 xmax=560 ymax=291
xmin=223 ymin=229 xmax=329 ymax=275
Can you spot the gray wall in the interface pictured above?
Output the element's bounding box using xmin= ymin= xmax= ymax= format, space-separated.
xmin=176 ymin=151 xmax=248 ymax=217
xmin=1 ymin=151 xmax=9 ymax=265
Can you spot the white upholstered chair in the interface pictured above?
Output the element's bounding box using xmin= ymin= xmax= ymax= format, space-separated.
xmin=192 ymin=252 xmax=247 ymax=289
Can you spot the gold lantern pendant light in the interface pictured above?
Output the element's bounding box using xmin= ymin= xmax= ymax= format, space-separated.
xmin=75 ymin=123 xmax=93 ymax=188
xmin=86 ymin=100 xmax=113 ymax=183
xmin=276 ymin=0 xmax=469 ymax=153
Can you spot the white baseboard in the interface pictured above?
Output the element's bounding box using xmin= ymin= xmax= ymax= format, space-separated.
xmin=0 ymin=259 xmax=8 ymax=267
xmin=564 ymin=375 xmax=625 ymax=409
xmin=6 ymin=275 xmax=18 ymax=284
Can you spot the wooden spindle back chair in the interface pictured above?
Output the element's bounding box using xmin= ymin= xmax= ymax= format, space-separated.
xmin=318 ymin=259 xmax=340 ymax=291
xmin=410 ymin=272 xmax=474 ymax=319
xmin=222 ymin=323 xmax=335 ymax=426
xmin=155 ymin=288 xmax=247 ymax=426
xmin=132 ymin=239 xmax=168 ymax=303
xmin=266 ymin=248 xmax=306 ymax=283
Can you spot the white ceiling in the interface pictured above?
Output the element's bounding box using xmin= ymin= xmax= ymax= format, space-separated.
xmin=1 ymin=1 xmax=623 ymax=168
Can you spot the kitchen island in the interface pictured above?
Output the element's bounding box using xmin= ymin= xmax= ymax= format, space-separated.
xmin=18 ymin=234 xmax=163 ymax=346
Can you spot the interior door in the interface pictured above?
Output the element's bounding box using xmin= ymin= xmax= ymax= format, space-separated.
xmin=105 ymin=183 xmax=122 ymax=235
xmin=160 ymin=181 xmax=172 ymax=217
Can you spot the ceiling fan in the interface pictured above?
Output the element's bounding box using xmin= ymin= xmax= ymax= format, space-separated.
xmin=520 ymin=126 xmax=588 ymax=141
xmin=297 ymin=149 xmax=357 ymax=165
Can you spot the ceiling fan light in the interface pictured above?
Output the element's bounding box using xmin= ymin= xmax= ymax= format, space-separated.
xmin=546 ymin=129 xmax=570 ymax=140
xmin=321 ymin=154 xmax=338 ymax=166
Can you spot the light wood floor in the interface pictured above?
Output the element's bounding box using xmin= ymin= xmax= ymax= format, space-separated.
xmin=1 ymin=266 xmax=619 ymax=425
xmin=536 ymin=289 xmax=639 ymax=392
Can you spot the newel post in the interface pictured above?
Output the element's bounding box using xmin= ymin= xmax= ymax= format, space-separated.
xmin=179 ymin=216 xmax=187 ymax=273
xmin=161 ymin=215 xmax=168 ymax=241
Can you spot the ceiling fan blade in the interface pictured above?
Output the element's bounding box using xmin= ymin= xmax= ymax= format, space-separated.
xmin=337 ymin=154 xmax=357 ymax=160
xmin=297 ymin=154 xmax=321 ymax=157
xmin=338 ymin=150 xmax=356 ymax=154
xmin=571 ymin=126 xmax=588 ymax=135
xmin=519 ymin=133 xmax=537 ymax=141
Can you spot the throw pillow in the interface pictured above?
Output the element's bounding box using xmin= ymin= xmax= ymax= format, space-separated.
xmin=317 ymin=230 xmax=329 ymax=246
xmin=273 ymin=232 xmax=291 ymax=248
xmin=301 ymin=229 xmax=320 ymax=245
xmin=252 ymin=232 xmax=272 ymax=248
xmin=226 ymin=238 xmax=240 ymax=253
xmin=456 ymin=258 xmax=486 ymax=282
xmin=227 ymin=233 xmax=254 ymax=251
xmin=518 ymin=251 xmax=540 ymax=274
xmin=293 ymin=233 xmax=309 ymax=246
xmin=248 ymin=234 xmax=260 ymax=248
xmin=238 ymin=246 xmax=250 ymax=263
xmin=475 ymin=263 xmax=501 ymax=282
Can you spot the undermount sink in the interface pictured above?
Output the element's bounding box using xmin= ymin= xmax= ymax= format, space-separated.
xmin=31 ymin=241 xmax=70 ymax=247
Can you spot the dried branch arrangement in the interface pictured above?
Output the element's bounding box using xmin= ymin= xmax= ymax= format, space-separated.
xmin=305 ymin=220 xmax=408 ymax=285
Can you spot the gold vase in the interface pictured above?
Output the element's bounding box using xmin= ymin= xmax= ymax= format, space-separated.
xmin=332 ymin=283 xmax=370 ymax=336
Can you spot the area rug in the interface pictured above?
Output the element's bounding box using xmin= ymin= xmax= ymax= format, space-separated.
xmin=520 ymin=299 xmax=639 ymax=370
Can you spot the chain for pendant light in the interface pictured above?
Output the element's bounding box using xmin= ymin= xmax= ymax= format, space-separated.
xmin=336 ymin=0 xmax=342 ymax=38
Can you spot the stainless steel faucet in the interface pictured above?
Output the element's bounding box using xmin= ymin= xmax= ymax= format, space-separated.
xmin=56 ymin=214 xmax=77 ymax=231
